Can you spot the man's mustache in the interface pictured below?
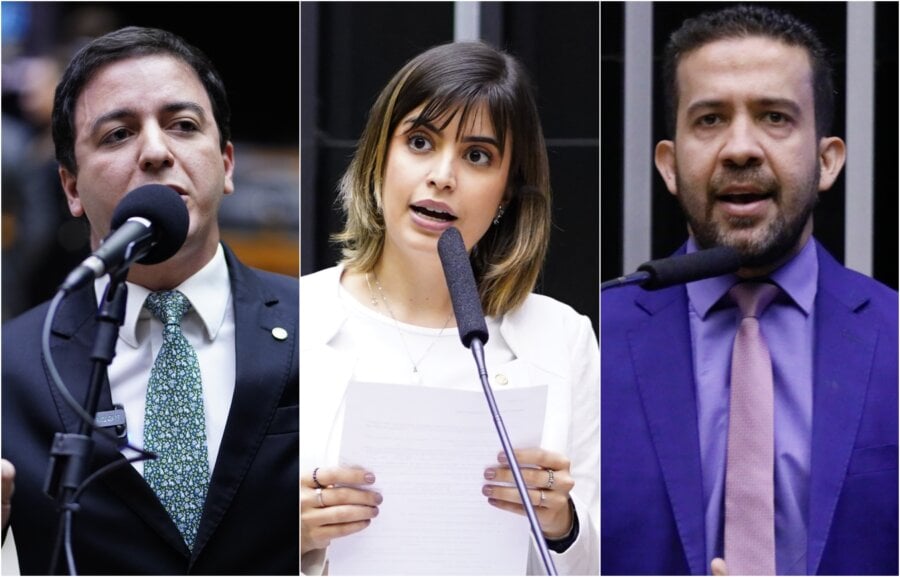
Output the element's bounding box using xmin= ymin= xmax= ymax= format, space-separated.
xmin=708 ymin=168 xmax=779 ymax=197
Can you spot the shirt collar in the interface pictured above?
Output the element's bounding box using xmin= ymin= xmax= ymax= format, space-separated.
xmin=685 ymin=236 xmax=818 ymax=319
xmin=94 ymin=244 xmax=232 ymax=347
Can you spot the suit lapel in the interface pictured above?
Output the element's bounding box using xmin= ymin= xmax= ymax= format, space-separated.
xmin=46 ymin=283 xmax=190 ymax=556
xmin=806 ymin=253 xmax=877 ymax=574
xmin=46 ymin=285 xmax=106 ymax=435
xmin=630 ymin=287 xmax=707 ymax=576
xmin=192 ymin=247 xmax=296 ymax=558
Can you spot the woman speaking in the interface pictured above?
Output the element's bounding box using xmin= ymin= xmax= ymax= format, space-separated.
xmin=300 ymin=42 xmax=598 ymax=575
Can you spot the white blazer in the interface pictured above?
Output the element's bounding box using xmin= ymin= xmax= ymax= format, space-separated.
xmin=300 ymin=265 xmax=599 ymax=575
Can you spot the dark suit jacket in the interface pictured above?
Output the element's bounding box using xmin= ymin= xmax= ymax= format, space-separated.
xmin=601 ymin=241 xmax=898 ymax=575
xmin=2 ymin=245 xmax=298 ymax=574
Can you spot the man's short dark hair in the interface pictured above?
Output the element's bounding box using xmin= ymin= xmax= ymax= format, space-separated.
xmin=51 ymin=26 xmax=232 ymax=173
xmin=662 ymin=5 xmax=835 ymax=139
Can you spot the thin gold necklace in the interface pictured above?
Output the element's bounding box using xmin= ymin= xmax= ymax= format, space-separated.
xmin=365 ymin=271 xmax=453 ymax=374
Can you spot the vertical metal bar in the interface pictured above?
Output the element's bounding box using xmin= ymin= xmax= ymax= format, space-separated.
xmin=623 ymin=3 xmax=654 ymax=273
xmin=455 ymin=1 xmax=481 ymax=42
xmin=845 ymin=2 xmax=875 ymax=276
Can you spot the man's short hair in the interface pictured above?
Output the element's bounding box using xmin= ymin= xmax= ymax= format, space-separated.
xmin=51 ymin=26 xmax=232 ymax=173
xmin=662 ymin=5 xmax=835 ymax=139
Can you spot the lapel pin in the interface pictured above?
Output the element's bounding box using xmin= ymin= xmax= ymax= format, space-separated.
xmin=271 ymin=327 xmax=288 ymax=341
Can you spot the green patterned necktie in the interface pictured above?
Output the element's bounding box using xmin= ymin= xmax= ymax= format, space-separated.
xmin=143 ymin=290 xmax=209 ymax=551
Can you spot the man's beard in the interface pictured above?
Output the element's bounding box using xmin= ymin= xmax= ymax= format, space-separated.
xmin=675 ymin=163 xmax=820 ymax=268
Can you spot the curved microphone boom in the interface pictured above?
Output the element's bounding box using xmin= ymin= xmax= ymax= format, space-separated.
xmin=60 ymin=184 xmax=189 ymax=292
xmin=601 ymin=245 xmax=742 ymax=291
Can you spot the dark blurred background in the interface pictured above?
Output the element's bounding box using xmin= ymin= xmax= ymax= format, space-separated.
xmin=601 ymin=1 xmax=898 ymax=290
xmin=301 ymin=1 xmax=599 ymax=333
xmin=1 ymin=1 xmax=299 ymax=321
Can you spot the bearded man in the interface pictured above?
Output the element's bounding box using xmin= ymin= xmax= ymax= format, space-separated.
xmin=601 ymin=6 xmax=897 ymax=576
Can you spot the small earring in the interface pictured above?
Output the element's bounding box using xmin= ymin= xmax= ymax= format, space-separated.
xmin=493 ymin=204 xmax=505 ymax=226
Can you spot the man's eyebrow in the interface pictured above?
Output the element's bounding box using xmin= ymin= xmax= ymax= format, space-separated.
xmin=89 ymin=107 xmax=136 ymax=136
xmin=161 ymin=101 xmax=207 ymax=120
xmin=89 ymin=101 xmax=207 ymax=135
xmin=402 ymin=117 xmax=501 ymax=148
xmin=754 ymin=97 xmax=802 ymax=116
xmin=684 ymin=97 xmax=803 ymax=117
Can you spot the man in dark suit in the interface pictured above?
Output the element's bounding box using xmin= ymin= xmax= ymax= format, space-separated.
xmin=1 ymin=27 xmax=298 ymax=574
xmin=601 ymin=6 xmax=897 ymax=575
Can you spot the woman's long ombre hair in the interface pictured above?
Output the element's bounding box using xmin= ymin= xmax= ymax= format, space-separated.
xmin=335 ymin=42 xmax=551 ymax=317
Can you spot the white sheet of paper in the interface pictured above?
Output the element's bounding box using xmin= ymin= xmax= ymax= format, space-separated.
xmin=327 ymin=381 xmax=548 ymax=576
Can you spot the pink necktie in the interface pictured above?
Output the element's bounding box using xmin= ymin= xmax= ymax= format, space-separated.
xmin=725 ymin=282 xmax=780 ymax=575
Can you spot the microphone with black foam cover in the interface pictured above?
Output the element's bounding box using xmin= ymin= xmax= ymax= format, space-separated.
xmin=437 ymin=227 xmax=488 ymax=348
xmin=60 ymin=184 xmax=189 ymax=292
xmin=638 ymin=245 xmax=741 ymax=289
xmin=601 ymin=245 xmax=742 ymax=291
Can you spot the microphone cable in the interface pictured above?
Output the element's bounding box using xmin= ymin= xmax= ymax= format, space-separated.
xmin=41 ymin=289 xmax=158 ymax=576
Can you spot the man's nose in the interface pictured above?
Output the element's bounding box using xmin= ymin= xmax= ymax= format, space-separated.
xmin=719 ymin=116 xmax=764 ymax=168
xmin=138 ymin=125 xmax=175 ymax=170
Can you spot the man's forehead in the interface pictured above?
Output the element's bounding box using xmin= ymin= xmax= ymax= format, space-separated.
xmin=678 ymin=36 xmax=813 ymax=80
xmin=676 ymin=36 xmax=814 ymax=105
xmin=76 ymin=54 xmax=208 ymax=114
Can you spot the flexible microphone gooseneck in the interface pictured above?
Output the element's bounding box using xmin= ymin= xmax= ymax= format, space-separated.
xmin=438 ymin=227 xmax=558 ymax=576
xmin=600 ymin=245 xmax=742 ymax=291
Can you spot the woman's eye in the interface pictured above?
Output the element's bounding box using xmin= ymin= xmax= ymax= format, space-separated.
xmin=408 ymin=134 xmax=432 ymax=152
xmin=466 ymin=148 xmax=492 ymax=166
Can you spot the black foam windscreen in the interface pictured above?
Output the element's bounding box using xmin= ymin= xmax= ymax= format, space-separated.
xmin=438 ymin=227 xmax=489 ymax=348
xmin=637 ymin=246 xmax=742 ymax=289
xmin=110 ymin=184 xmax=189 ymax=264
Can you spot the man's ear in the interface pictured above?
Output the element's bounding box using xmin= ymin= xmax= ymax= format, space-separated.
xmin=817 ymin=136 xmax=846 ymax=192
xmin=222 ymin=141 xmax=235 ymax=196
xmin=654 ymin=140 xmax=679 ymax=196
xmin=59 ymin=166 xmax=84 ymax=217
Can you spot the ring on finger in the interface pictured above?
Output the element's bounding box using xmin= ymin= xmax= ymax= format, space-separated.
xmin=539 ymin=489 xmax=546 ymax=508
xmin=544 ymin=469 xmax=555 ymax=490
xmin=315 ymin=487 xmax=326 ymax=508
xmin=312 ymin=467 xmax=324 ymax=489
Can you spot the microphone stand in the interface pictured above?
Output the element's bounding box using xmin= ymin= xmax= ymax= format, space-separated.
xmin=45 ymin=266 xmax=129 ymax=575
xmin=469 ymin=337 xmax=558 ymax=576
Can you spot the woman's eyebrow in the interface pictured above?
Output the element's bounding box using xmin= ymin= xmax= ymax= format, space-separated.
xmin=402 ymin=117 xmax=500 ymax=147
xmin=403 ymin=117 xmax=440 ymax=132
xmin=461 ymin=135 xmax=500 ymax=147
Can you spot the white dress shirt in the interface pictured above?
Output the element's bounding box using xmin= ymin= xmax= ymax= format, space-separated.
xmin=94 ymin=244 xmax=236 ymax=476
xmin=300 ymin=265 xmax=600 ymax=575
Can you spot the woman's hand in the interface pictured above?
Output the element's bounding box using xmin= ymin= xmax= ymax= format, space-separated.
xmin=481 ymin=448 xmax=575 ymax=539
xmin=300 ymin=466 xmax=382 ymax=555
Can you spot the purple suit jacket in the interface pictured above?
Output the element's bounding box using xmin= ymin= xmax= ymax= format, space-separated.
xmin=601 ymin=241 xmax=897 ymax=575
